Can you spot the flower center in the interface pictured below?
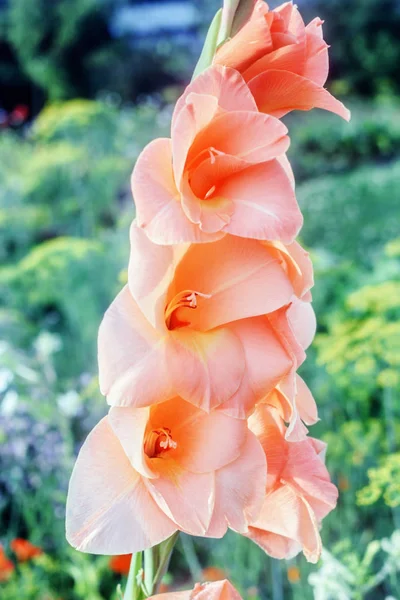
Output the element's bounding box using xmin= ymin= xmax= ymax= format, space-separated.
xmin=165 ymin=289 xmax=211 ymax=330
xmin=144 ymin=427 xmax=177 ymax=459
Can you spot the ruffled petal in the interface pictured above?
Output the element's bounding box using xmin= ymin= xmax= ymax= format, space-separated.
xmin=167 ymin=327 xmax=245 ymax=412
xmin=98 ymin=286 xmax=173 ymax=408
xmin=145 ymin=470 xmax=214 ymax=536
xmin=132 ymin=138 xmax=218 ymax=244
xmin=248 ymin=69 xmax=350 ymax=120
xmin=173 ymin=65 xmax=258 ymax=128
xmin=206 ymin=431 xmax=267 ymax=537
xmin=220 ymin=160 xmax=302 ymax=243
xmin=247 ymin=485 xmax=322 ymax=562
xmin=171 ymin=236 xmax=295 ymax=331
xmin=149 ymin=397 xmax=247 ymax=473
xmin=66 ymin=417 xmax=177 ymax=554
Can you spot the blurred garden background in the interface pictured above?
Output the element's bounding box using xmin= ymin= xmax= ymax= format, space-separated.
xmin=0 ymin=0 xmax=400 ymax=598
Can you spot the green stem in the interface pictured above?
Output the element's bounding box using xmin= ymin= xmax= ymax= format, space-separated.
xmin=123 ymin=552 xmax=143 ymax=600
xmin=123 ymin=534 xmax=179 ymax=600
xmin=153 ymin=532 xmax=180 ymax=594
xmin=144 ymin=548 xmax=156 ymax=596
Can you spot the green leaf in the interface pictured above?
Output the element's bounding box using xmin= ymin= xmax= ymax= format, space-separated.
xmin=192 ymin=9 xmax=222 ymax=80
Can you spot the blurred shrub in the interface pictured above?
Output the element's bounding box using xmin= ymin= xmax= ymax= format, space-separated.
xmin=358 ymin=454 xmax=400 ymax=509
xmin=298 ymin=162 xmax=400 ymax=268
xmin=288 ymin=101 xmax=400 ymax=182
xmin=3 ymin=0 xmax=134 ymax=103
xmin=0 ymin=237 xmax=119 ymax=376
xmin=316 ymin=240 xmax=400 ymax=407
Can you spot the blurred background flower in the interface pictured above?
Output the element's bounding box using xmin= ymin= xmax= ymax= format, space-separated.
xmin=0 ymin=0 xmax=399 ymax=598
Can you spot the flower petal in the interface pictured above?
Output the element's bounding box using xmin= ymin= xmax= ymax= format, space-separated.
xmin=98 ymin=286 xmax=173 ymax=408
xmin=248 ymin=69 xmax=350 ymax=120
xmin=108 ymin=407 xmax=155 ymax=479
xmin=146 ymin=470 xmax=214 ymax=536
xmin=167 ymin=327 xmax=245 ymax=412
xmin=132 ymin=138 xmax=218 ymax=244
xmin=206 ymin=431 xmax=267 ymax=537
xmin=247 ymin=485 xmax=322 ymax=562
xmin=173 ymin=65 xmax=258 ymax=128
xmin=171 ymin=236 xmax=295 ymax=331
xmin=66 ymin=417 xmax=177 ymax=554
xmin=220 ymin=160 xmax=302 ymax=243
xmin=149 ymin=397 xmax=247 ymax=473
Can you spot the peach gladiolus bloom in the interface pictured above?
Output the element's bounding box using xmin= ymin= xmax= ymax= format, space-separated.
xmin=66 ymin=397 xmax=266 ymax=553
xmin=214 ymin=1 xmax=350 ymax=121
xmin=132 ymin=65 xmax=303 ymax=245
xmin=98 ymin=222 xmax=315 ymax=418
xmin=246 ymin=405 xmax=338 ymax=563
xmin=149 ymin=580 xmax=243 ymax=600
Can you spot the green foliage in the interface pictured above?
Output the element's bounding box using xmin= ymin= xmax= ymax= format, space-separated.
xmin=358 ymin=454 xmax=400 ymax=509
xmin=298 ymin=161 xmax=400 ymax=268
xmin=287 ymin=100 xmax=400 ymax=181
xmin=4 ymin=0 xmax=130 ymax=102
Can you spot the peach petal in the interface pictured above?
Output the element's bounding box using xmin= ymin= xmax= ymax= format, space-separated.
xmin=248 ymin=69 xmax=350 ymax=120
xmin=171 ymin=236 xmax=295 ymax=331
xmin=98 ymin=286 xmax=173 ymax=408
xmin=128 ymin=221 xmax=189 ymax=329
xmin=214 ymin=1 xmax=272 ymax=73
xmin=66 ymin=417 xmax=177 ymax=554
xmin=219 ymin=160 xmax=302 ymax=243
xmin=149 ymin=397 xmax=248 ymax=473
xmin=172 ymin=92 xmax=220 ymax=186
xmin=206 ymin=431 xmax=267 ymax=537
xmin=108 ymin=407 xmax=155 ymax=479
xmin=145 ymin=469 xmax=214 ymax=536
xmin=247 ymin=485 xmax=321 ymax=562
xmin=149 ymin=580 xmax=243 ymax=600
xmin=132 ymin=138 xmax=219 ymax=244
xmin=173 ymin=65 xmax=258 ymax=128
xmin=287 ymin=298 xmax=317 ymax=351
xmin=304 ymin=19 xmax=329 ymax=86
xmin=295 ymin=375 xmax=319 ymax=426
xmin=187 ymin=110 xmax=289 ymax=167
xmin=242 ymin=42 xmax=306 ymax=82
xmin=167 ymin=327 xmax=245 ymax=412
xmin=229 ymin=316 xmax=292 ymax=401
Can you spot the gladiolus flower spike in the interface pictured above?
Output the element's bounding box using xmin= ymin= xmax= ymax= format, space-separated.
xmin=66 ymin=0 xmax=347 ymax=595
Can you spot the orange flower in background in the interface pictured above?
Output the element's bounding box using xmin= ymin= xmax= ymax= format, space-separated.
xmin=66 ymin=396 xmax=266 ymax=553
xmin=149 ymin=579 xmax=243 ymax=599
xmin=287 ymin=565 xmax=301 ymax=583
xmin=246 ymin=406 xmax=338 ymax=563
xmin=0 ymin=545 xmax=14 ymax=582
xmin=109 ymin=553 xmax=132 ymax=575
xmin=132 ymin=65 xmax=302 ymax=245
xmin=214 ymin=0 xmax=350 ymax=121
xmin=10 ymin=538 xmax=42 ymax=562
xmin=202 ymin=567 xmax=227 ymax=582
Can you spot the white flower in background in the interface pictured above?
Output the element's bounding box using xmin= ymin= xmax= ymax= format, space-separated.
xmin=34 ymin=331 xmax=62 ymax=361
xmin=1 ymin=390 xmax=19 ymax=417
xmin=57 ymin=391 xmax=81 ymax=418
xmin=0 ymin=368 xmax=14 ymax=393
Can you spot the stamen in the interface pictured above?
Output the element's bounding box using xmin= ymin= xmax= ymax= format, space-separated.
xmin=204 ymin=185 xmax=216 ymax=199
xmin=144 ymin=427 xmax=178 ymax=458
xmin=165 ymin=289 xmax=211 ymax=329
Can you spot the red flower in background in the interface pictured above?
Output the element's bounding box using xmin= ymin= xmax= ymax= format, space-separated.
xmin=0 ymin=545 xmax=14 ymax=582
xmin=109 ymin=554 xmax=132 ymax=575
xmin=10 ymin=538 xmax=42 ymax=562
